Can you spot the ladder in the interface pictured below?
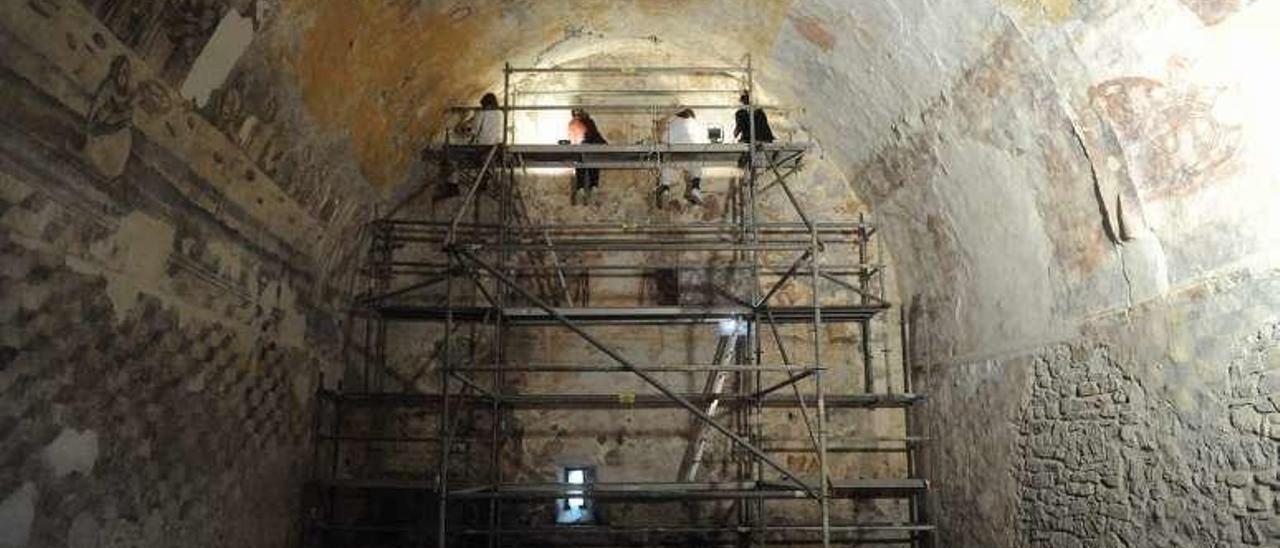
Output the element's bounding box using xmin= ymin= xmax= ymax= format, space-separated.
xmin=678 ymin=329 xmax=742 ymax=481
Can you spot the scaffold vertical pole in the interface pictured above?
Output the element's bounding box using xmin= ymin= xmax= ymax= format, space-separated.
xmin=503 ymin=62 xmax=512 ymax=148
xmin=489 ymin=65 xmax=513 ymax=548
xmin=812 ymin=226 xmax=830 ymax=548
xmin=859 ymin=213 xmax=874 ymax=394
xmin=437 ymin=251 xmax=454 ymax=548
xmin=745 ymin=54 xmax=766 ymax=548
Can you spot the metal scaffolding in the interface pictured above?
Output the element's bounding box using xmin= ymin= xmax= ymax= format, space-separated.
xmin=307 ymin=60 xmax=934 ymax=548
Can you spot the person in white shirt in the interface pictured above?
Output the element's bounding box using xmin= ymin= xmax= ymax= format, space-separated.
xmin=658 ymin=108 xmax=704 ymax=206
xmin=460 ymin=93 xmax=504 ymax=145
xmin=438 ymin=93 xmax=503 ymax=201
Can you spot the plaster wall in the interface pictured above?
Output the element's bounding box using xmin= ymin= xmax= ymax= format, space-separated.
xmin=0 ymin=3 xmax=353 ymax=548
xmin=839 ymin=1 xmax=1280 ymax=546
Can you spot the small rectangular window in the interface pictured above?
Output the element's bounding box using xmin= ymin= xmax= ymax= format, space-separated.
xmin=556 ymin=466 xmax=594 ymax=524
xmin=566 ymin=469 xmax=585 ymax=509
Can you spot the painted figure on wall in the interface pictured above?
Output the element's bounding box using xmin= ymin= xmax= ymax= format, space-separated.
xmin=206 ymin=73 xmax=245 ymax=138
xmin=162 ymin=0 xmax=222 ymax=84
xmin=247 ymin=96 xmax=285 ymax=176
xmin=82 ymin=0 xmax=170 ymax=50
xmin=237 ymin=92 xmax=273 ymax=148
xmin=82 ymin=55 xmax=135 ymax=179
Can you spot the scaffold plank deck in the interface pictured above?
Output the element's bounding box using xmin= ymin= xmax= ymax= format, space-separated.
xmin=430 ymin=143 xmax=808 ymax=169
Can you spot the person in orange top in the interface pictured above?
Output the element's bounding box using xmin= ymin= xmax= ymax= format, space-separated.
xmin=568 ymin=109 xmax=606 ymax=205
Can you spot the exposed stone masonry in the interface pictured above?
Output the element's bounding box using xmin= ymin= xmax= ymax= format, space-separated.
xmin=1227 ymin=323 xmax=1280 ymax=544
xmin=1017 ymin=330 xmax=1280 ymax=548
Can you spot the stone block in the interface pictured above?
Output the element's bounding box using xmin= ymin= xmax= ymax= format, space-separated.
xmin=1232 ymin=407 xmax=1265 ymax=436
xmin=1102 ymin=502 xmax=1130 ymax=521
xmin=1100 ymin=470 xmax=1121 ymax=488
xmin=1065 ymin=481 xmax=1096 ymax=497
xmin=1098 ymin=400 xmax=1117 ymax=418
xmin=1061 ymin=398 xmax=1092 ymax=419
xmin=1255 ymin=469 xmax=1280 ymax=488
xmin=1246 ymin=485 xmax=1274 ymax=512
xmin=1031 ymin=472 xmax=1056 ymax=488
xmin=1258 ymin=516 xmax=1280 ymax=539
xmin=1258 ymin=371 xmax=1280 ymax=395
xmin=1227 ymin=470 xmax=1254 ymax=488
xmin=1242 ymin=517 xmax=1264 ymax=545
xmin=1231 ymin=487 xmax=1248 ymax=509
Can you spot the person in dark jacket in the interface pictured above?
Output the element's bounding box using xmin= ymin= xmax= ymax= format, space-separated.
xmin=568 ymin=108 xmax=607 ymax=205
xmin=733 ymin=92 xmax=775 ymax=144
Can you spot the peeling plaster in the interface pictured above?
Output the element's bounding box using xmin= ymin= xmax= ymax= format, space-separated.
xmin=90 ymin=211 xmax=175 ymax=319
xmin=41 ymin=428 xmax=100 ymax=479
xmin=181 ymin=10 xmax=256 ymax=107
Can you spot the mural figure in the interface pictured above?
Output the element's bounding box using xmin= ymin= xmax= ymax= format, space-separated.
xmin=82 ymin=55 xmax=135 ymax=179
xmin=207 ymin=73 xmax=245 ymax=138
xmin=82 ymin=0 xmax=169 ymax=50
xmin=237 ymin=93 xmax=274 ymax=149
xmin=120 ymin=1 xmax=156 ymax=47
xmin=1090 ymin=68 xmax=1243 ymax=204
xmin=162 ymin=0 xmax=222 ymax=84
xmin=252 ymin=96 xmax=285 ymax=176
xmin=136 ymin=78 xmax=175 ymax=116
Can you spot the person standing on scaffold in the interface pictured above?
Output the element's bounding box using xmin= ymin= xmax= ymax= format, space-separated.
xmin=658 ymin=108 xmax=704 ymax=208
xmin=568 ymin=108 xmax=607 ymax=206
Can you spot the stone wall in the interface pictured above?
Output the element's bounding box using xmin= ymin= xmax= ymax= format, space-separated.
xmin=921 ymin=271 xmax=1280 ymax=547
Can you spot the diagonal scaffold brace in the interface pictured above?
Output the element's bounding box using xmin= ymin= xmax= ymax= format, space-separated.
xmin=449 ymin=244 xmax=821 ymax=501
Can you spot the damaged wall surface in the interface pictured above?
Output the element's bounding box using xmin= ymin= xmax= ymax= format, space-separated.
xmin=1 ymin=2 xmax=353 ymax=547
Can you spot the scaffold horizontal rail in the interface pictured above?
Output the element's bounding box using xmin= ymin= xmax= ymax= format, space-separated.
xmin=313 ymin=479 xmax=927 ymax=501
xmin=448 ymin=480 xmax=926 ymax=501
xmin=448 ymin=364 xmax=823 ymax=373
xmin=371 ymin=304 xmax=888 ymax=324
xmin=506 ymin=143 xmax=807 ymax=169
xmin=510 ymin=65 xmax=750 ymax=74
xmin=376 ymin=263 xmax=881 ymax=279
xmin=418 ymin=143 xmax=807 ymax=169
xmin=763 ymin=436 xmax=930 ymax=453
xmin=450 ymin=104 xmax=784 ymax=112
xmin=456 ymin=523 xmax=936 ymax=536
xmin=321 ymin=522 xmax=936 ymax=541
xmin=377 ymin=219 xmax=867 ymax=233
xmin=794 ymin=478 xmax=930 ymax=498
xmin=470 ymin=241 xmax=822 ymax=252
xmin=323 ymin=390 xmax=923 ymax=409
